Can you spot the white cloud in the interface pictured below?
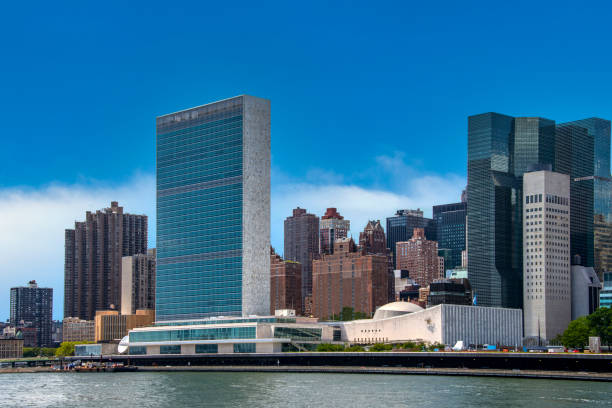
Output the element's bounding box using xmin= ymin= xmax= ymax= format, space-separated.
xmin=0 ymin=174 xmax=155 ymax=321
xmin=270 ymin=171 xmax=465 ymax=255
xmin=0 ymin=155 xmax=465 ymax=321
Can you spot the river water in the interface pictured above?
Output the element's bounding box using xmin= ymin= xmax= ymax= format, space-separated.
xmin=0 ymin=372 xmax=609 ymax=407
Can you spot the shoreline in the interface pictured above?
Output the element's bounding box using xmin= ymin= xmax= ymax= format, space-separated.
xmin=1 ymin=365 xmax=611 ymax=381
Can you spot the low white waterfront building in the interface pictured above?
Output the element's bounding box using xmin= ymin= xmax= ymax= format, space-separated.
xmin=125 ymin=302 xmax=523 ymax=354
xmin=341 ymin=302 xmax=522 ymax=347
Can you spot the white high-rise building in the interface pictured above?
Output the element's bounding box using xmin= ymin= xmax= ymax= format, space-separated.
xmin=523 ymin=170 xmax=571 ymax=343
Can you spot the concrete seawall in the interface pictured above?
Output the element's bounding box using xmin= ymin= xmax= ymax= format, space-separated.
xmin=136 ymin=365 xmax=612 ymax=381
xmin=68 ymin=351 xmax=612 ymax=374
xmin=1 ymin=364 xmax=611 ymax=381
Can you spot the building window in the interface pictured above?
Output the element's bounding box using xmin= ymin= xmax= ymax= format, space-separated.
xmin=128 ymin=346 xmax=146 ymax=355
xmin=195 ymin=344 xmax=218 ymax=353
xmin=160 ymin=345 xmax=181 ymax=354
xmin=273 ymin=327 xmax=322 ymax=341
xmin=233 ymin=343 xmax=256 ymax=353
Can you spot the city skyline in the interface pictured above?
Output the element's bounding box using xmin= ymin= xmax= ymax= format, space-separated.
xmin=2 ymin=3 xmax=612 ymax=320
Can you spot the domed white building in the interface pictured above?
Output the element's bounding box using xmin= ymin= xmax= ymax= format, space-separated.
xmin=372 ymin=302 xmax=423 ymax=320
xmin=341 ymin=302 xmax=522 ymax=347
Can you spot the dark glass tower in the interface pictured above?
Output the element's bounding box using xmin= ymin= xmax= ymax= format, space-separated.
xmin=467 ymin=113 xmax=515 ymax=308
xmin=468 ymin=112 xmax=611 ymax=308
xmin=555 ymin=124 xmax=594 ymax=269
xmin=433 ymin=202 xmax=467 ymax=270
xmin=559 ymin=118 xmax=612 ymax=277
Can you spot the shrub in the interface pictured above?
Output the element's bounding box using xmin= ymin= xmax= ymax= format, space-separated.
xmin=370 ymin=343 xmax=392 ymax=352
xmin=316 ymin=343 xmax=345 ymax=352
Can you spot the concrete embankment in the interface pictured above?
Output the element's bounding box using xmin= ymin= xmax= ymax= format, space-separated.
xmin=1 ymin=364 xmax=610 ymax=381
xmin=70 ymin=351 xmax=612 ymax=374
xmin=137 ymin=365 xmax=612 ymax=381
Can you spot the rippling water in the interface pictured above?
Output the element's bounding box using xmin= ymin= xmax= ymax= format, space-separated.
xmin=0 ymin=372 xmax=610 ymax=407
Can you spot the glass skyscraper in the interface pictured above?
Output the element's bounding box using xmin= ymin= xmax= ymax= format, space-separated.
xmin=468 ymin=112 xmax=611 ymax=308
xmin=467 ymin=112 xmax=516 ymax=308
xmin=156 ymin=95 xmax=270 ymax=321
xmin=560 ymin=118 xmax=612 ymax=278
xmin=433 ymin=202 xmax=466 ymax=270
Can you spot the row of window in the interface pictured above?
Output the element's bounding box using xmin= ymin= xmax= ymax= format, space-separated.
xmin=129 ymin=327 xmax=256 ymax=343
xmin=525 ymin=194 xmax=569 ymax=205
xmin=158 ymin=115 xmax=242 ymax=140
xmin=273 ymin=327 xmax=322 ymax=341
xmin=158 ymin=131 xmax=243 ymax=160
xmin=129 ymin=343 xmax=255 ymax=355
xmin=158 ymin=144 xmax=243 ymax=172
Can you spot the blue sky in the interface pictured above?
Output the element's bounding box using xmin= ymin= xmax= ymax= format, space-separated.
xmin=1 ymin=1 xmax=611 ymax=320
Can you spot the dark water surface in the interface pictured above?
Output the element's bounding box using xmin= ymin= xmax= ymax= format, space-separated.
xmin=0 ymin=372 xmax=610 ymax=407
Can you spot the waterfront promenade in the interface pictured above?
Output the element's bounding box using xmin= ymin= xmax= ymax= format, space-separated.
xmin=72 ymin=351 xmax=612 ymax=372
xmin=3 ymin=351 xmax=611 ymax=381
xmin=2 ymin=350 xmax=608 ymax=380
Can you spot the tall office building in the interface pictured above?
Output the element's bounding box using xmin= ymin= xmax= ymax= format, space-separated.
xmin=432 ymin=202 xmax=467 ymax=270
xmin=467 ymin=113 xmax=610 ymax=308
xmin=270 ymin=248 xmax=302 ymax=314
xmin=64 ymin=201 xmax=147 ymax=320
xmin=522 ymin=171 xmax=571 ymax=343
xmin=10 ymin=281 xmax=53 ymax=347
xmin=359 ymin=220 xmax=387 ymax=254
xmin=312 ymin=238 xmax=388 ymax=319
xmin=386 ymin=209 xmax=435 ymax=268
xmin=319 ymin=208 xmax=350 ymax=255
xmin=558 ymin=118 xmax=612 ymax=279
xmin=396 ymin=228 xmax=440 ymax=287
xmin=284 ymin=207 xmax=319 ymax=307
xmin=121 ymin=249 xmax=156 ymax=315
xmin=156 ymin=95 xmax=270 ymax=320
xmin=359 ymin=220 xmax=395 ymax=302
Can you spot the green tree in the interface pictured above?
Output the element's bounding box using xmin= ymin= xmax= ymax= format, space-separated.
xmin=23 ymin=347 xmax=39 ymax=358
xmin=560 ymin=316 xmax=592 ymax=349
xmin=353 ymin=311 xmax=369 ymax=320
xmin=341 ymin=307 xmax=354 ymax=321
xmin=40 ymin=348 xmax=57 ymax=357
xmin=587 ymin=307 xmax=612 ymax=346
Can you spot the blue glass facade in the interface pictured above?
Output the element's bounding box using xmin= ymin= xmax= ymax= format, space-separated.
xmin=129 ymin=326 xmax=256 ymax=343
xmin=156 ymin=95 xmax=270 ymax=321
xmin=160 ymin=345 xmax=181 ymax=354
xmin=195 ymin=344 xmax=218 ymax=353
xmin=157 ymin=101 xmax=244 ymax=321
xmin=74 ymin=344 xmax=102 ymax=356
xmin=601 ymin=272 xmax=612 ymax=308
